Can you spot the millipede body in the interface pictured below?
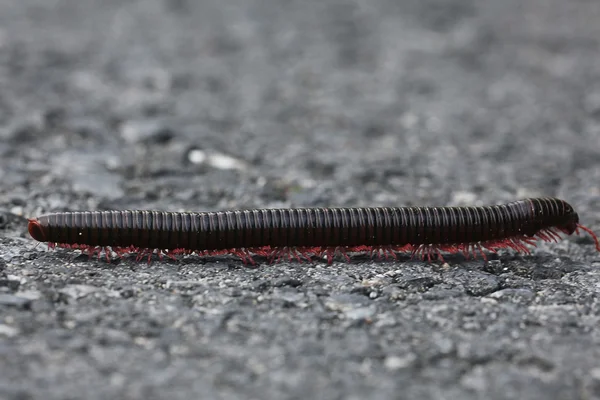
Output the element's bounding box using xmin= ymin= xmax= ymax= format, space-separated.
xmin=27 ymin=198 xmax=600 ymax=264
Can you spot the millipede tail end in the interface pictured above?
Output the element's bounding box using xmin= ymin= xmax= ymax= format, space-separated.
xmin=27 ymin=219 xmax=47 ymax=243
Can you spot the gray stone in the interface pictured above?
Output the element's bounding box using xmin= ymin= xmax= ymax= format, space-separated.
xmin=0 ymin=294 xmax=30 ymax=308
xmin=58 ymin=285 xmax=101 ymax=300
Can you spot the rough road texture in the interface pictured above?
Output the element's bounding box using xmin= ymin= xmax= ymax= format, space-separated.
xmin=1 ymin=0 xmax=600 ymax=399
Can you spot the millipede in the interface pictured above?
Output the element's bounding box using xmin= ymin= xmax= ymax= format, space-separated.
xmin=27 ymin=197 xmax=600 ymax=265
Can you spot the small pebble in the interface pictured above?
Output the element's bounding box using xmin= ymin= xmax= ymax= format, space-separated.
xmin=0 ymin=294 xmax=31 ymax=308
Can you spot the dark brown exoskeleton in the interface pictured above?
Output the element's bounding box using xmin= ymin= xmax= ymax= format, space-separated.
xmin=28 ymin=198 xmax=600 ymax=264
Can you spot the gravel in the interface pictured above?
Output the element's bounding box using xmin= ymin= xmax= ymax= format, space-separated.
xmin=1 ymin=0 xmax=600 ymax=399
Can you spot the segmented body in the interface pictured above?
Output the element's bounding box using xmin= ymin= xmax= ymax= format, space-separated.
xmin=27 ymin=198 xmax=600 ymax=264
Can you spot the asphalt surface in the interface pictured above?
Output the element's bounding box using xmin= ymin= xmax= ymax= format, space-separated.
xmin=1 ymin=0 xmax=600 ymax=399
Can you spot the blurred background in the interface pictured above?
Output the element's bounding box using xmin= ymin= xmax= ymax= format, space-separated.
xmin=1 ymin=0 xmax=599 ymax=218
xmin=1 ymin=0 xmax=600 ymax=399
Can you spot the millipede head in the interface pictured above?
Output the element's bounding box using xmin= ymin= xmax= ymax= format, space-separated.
xmin=28 ymin=219 xmax=48 ymax=243
xmin=554 ymin=200 xmax=579 ymax=235
xmin=552 ymin=200 xmax=600 ymax=252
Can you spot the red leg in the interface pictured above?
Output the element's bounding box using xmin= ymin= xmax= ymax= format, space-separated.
xmin=325 ymin=247 xmax=336 ymax=264
xmin=434 ymin=246 xmax=445 ymax=262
